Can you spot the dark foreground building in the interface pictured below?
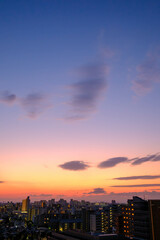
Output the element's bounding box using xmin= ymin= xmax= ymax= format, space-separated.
xmin=148 ymin=200 xmax=160 ymax=240
xmin=118 ymin=197 xmax=160 ymax=240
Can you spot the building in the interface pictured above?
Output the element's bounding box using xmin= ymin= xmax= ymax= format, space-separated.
xmin=133 ymin=196 xmax=150 ymax=240
xmin=148 ymin=200 xmax=160 ymax=240
xmin=90 ymin=211 xmax=108 ymax=233
xmin=118 ymin=196 xmax=160 ymax=240
xmin=21 ymin=196 xmax=30 ymax=213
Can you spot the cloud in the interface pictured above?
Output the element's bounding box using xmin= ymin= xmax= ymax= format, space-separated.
xmin=97 ymin=153 xmax=160 ymax=169
xmin=59 ymin=161 xmax=90 ymax=171
xmin=132 ymin=52 xmax=160 ymax=96
xmin=0 ymin=90 xmax=52 ymax=119
xmin=20 ymin=93 xmax=52 ymax=118
xmin=66 ymin=62 xmax=108 ymax=120
xmin=85 ymin=188 xmax=107 ymax=195
xmin=111 ymin=184 xmax=160 ymax=188
xmin=106 ymin=190 xmax=160 ymax=202
xmin=113 ymin=175 xmax=160 ymax=180
xmin=0 ymin=91 xmax=17 ymax=104
xmin=80 ymin=190 xmax=160 ymax=203
xmin=98 ymin=157 xmax=128 ymax=168
xmin=30 ymin=194 xmax=53 ymax=197
xmin=95 ymin=154 xmax=160 ymax=174
xmin=0 ymin=181 xmax=5 ymax=183
xmin=64 ymin=115 xmax=86 ymax=121
xmin=150 ymin=189 xmax=160 ymax=191
xmin=131 ymin=153 xmax=160 ymax=165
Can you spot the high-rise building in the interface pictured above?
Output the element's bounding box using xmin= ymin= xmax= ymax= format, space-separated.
xmin=121 ymin=200 xmax=134 ymax=238
xmin=118 ymin=196 xmax=160 ymax=240
xmin=90 ymin=210 xmax=108 ymax=233
xmin=22 ymin=196 xmax=30 ymax=213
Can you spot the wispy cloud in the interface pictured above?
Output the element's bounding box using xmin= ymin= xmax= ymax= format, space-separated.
xmin=66 ymin=62 xmax=108 ymax=120
xmin=131 ymin=153 xmax=160 ymax=165
xmin=20 ymin=93 xmax=51 ymax=119
xmin=132 ymin=51 xmax=160 ymax=96
xmin=98 ymin=157 xmax=128 ymax=168
xmin=113 ymin=175 xmax=160 ymax=180
xmin=84 ymin=188 xmax=107 ymax=195
xmin=59 ymin=160 xmax=90 ymax=171
xmin=30 ymin=194 xmax=53 ymax=197
xmin=0 ymin=90 xmax=52 ymax=119
xmin=0 ymin=91 xmax=17 ymax=104
xmin=111 ymin=184 xmax=160 ymax=188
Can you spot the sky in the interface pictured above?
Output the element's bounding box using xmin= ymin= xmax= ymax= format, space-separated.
xmin=0 ymin=0 xmax=160 ymax=203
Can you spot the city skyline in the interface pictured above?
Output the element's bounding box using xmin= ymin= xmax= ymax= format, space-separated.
xmin=0 ymin=0 xmax=160 ymax=202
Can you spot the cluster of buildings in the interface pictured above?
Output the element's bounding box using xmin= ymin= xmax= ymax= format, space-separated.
xmin=0 ymin=196 xmax=160 ymax=240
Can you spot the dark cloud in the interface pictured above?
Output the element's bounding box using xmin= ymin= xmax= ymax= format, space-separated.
xmin=98 ymin=153 xmax=160 ymax=169
xmin=98 ymin=157 xmax=128 ymax=169
xmin=30 ymin=194 xmax=53 ymax=197
xmin=85 ymin=188 xmax=107 ymax=195
xmin=66 ymin=63 xmax=108 ymax=120
xmin=132 ymin=52 xmax=160 ymax=96
xmin=0 ymin=91 xmax=17 ymax=104
xmin=97 ymin=153 xmax=160 ymax=170
xmin=111 ymin=184 xmax=160 ymax=188
xmin=113 ymin=175 xmax=160 ymax=180
xmin=20 ymin=93 xmax=51 ymax=118
xmin=131 ymin=153 xmax=160 ymax=165
xmin=59 ymin=161 xmax=90 ymax=171
xmin=0 ymin=181 xmax=5 ymax=183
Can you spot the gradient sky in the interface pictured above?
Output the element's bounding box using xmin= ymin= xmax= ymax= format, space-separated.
xmin=0 ymin=0 xmax=160 ymax=203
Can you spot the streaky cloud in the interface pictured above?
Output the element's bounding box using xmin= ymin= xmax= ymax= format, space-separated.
xmin=132 ymin=51 xmax=160 ymax=96
xmin=153 ymin=154 xmax=160 ymax=161
xmin=150 ymin=189 xmax=160 ymax=191
xmin=98 ymin=157 xmax=128 ymax=168
xmin=65 ymin=115 xmax=86 ymax=122
xmin=131 ymin=153 xmax=160 ymax=165
xmin=30 ymin=194 xmax=53 ymax=197
xmin=59 ymin=160 xmax=90 ymax=171
xmin=0 ymin=91 xmax=17 ymax=104
xmin=113 ymin=175 xmax=160 ymax=180
xmin=66 ymin=62 xmax=108 ymax=120
xmin=111 ymin=184 xmax=160 ymax=188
